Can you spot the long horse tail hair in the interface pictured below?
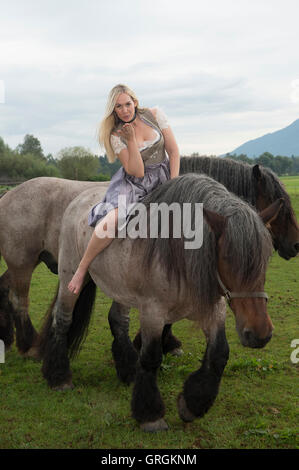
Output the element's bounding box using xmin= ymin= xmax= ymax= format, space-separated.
xmin=38 ymin=279 xmax=97 ymax=360
xmin=67 ymin=279 xmax=97 ymax=359
xmin=0 ymin=192 xmax=8 ymax=263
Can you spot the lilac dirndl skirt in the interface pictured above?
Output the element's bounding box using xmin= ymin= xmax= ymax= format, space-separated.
xmin=88 ymin=157 xmax=170 ymax=228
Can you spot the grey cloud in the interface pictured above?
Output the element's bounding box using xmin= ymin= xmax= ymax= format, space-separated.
xmin=0 ymin=59 xmax=284 ymax=157
xmin=1 ymin=1 xmax=299 ymax=156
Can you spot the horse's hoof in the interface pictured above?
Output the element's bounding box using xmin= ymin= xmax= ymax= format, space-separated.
xmin=140 ymin=418 xmax=169 ymax=432
xmin=169 ymin=348 xmax=184 ymax=357
xmin=177 ymin=393 xmax=196 ymax=422
xmin=52 ymin=381 xmax=74 ymax=391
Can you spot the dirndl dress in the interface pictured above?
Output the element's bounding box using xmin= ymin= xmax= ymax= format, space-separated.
xmin=88 ymin=107 xmax=171 ymax=228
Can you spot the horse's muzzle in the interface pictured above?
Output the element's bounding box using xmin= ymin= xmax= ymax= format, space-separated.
xmin=241 ymin=329 xmax=272 ymax=349
xmin=278 ymin=242 xmax=299 ymax=260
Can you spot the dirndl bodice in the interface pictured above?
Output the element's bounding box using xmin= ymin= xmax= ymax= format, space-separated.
xmin=88 ymin=108 xmax=170 ymax=228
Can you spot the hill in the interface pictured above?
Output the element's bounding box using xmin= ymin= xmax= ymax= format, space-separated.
xmin=225 ymin=118 xmax=299 ymax=157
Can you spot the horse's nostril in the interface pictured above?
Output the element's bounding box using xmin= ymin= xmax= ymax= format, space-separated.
xmin=294 ymin=242 xmax=299 ymax=253
xmin=243 ymin=329 xmax=254 ymax=344
xmin=243 ymin=329 xmax=272 ymax=348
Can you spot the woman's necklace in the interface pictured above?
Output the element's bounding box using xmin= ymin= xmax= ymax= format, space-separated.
xmin=118 ymin=108 xmax=137 ymax=125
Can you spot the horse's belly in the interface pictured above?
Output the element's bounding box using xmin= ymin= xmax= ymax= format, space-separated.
xmin=90 ymin=275 xmax=141 ymax=308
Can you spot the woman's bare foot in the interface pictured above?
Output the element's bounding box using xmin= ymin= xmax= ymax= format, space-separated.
xmin=68 ymin=266 xmax=87 ymax=294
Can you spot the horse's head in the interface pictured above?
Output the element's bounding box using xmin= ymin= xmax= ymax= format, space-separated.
xmin=203 ymin=200 xmax=282 ymax=349
xmin=253 ymin=164 xmax=299 ymax=260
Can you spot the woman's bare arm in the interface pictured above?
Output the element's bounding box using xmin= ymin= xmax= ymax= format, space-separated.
xmin=149 ymin=107 xmax=180 ymax=179
xmin=162 ymin=126 xmax=180 ymax=179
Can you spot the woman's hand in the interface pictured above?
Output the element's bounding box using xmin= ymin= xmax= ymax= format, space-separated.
xmin=117 ymin=123 xmax=135 ymax=142
xmin=116 ymin=124 xmax=144 ymax=178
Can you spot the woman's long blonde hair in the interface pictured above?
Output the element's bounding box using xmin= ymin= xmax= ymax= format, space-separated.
xmin=99 ymin=84 xmax=141 ymax=163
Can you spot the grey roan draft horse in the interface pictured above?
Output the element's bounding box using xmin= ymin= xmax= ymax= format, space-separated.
xmin=38 ymin=173 xmax=281 ymax=431
xmin=0 ymin=157 xmax=298 ymax=360
xmin=0 ymin=178 xmax=108 ymax=354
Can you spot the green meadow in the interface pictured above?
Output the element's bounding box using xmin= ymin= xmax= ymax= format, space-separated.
xmin=0 ymin=177 xmax=298 ymax=449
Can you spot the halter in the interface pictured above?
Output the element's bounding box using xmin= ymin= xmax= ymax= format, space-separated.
xmin=216 ymin=271 xmax=268 ymax=304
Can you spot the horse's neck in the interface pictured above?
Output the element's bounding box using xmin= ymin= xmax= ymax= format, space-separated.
xmin=180 ymin=157 xmax=256 ymax=205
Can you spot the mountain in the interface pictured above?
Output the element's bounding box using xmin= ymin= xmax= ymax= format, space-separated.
xmin=224 ymin=118 xmax=299 ymax=157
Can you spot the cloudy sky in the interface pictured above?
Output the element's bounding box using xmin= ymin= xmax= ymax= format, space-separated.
xmin=1 ymin=0 xmax=299 ymax=157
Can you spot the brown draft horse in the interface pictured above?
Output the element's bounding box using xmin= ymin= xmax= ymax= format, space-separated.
xmin=38 ymin=173 xmax=281 ymax=431
xmin=132 ymin=156 xmax=299 ymax=354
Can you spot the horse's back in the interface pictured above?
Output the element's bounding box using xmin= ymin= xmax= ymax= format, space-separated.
xmin=60 ymin=185 xmax=109 ymax=243
xmin=0 ymin=177 xmax=109 ymax=264
xmin=0 ymin=177 xmax=109 ymax=222
xmin=0 ymin=177 xmax=108 ymax=206
xmin=57 ymin=185 xmax=111 ymax=282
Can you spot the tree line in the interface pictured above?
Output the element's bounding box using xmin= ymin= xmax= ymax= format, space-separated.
xmin=0 ymin=134 xmax=121 ymax=183
xmin=225 ymin=152 xmax=299 ymax=175
xmin=1 ymin=134 xmax=299 ymax=184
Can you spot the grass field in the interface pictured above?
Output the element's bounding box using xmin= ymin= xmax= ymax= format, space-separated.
xmin=0 ymin=176 xmax=298 ymax=449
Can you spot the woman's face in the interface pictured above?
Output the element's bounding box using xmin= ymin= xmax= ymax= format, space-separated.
xmin=114 ymin=93 xmax=136 ymax=122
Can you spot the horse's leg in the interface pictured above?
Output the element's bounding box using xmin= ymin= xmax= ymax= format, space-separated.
xmin=108 ymin=301 xmax=138 ymax=384
xmin=40 ymin=277 xmax=96 ymax=390
xmin=131 ymin=306 xmax=168 ymax=432
xmin=0 ymin=270 xmax=14 ymax=350
xmin=161 ymin=324 xmax=183 ymax=356
xmin=7 ymin=265 xmax=40 ymax=357
xmin=40 ymin=283 xmax=75 ymax=390
xmin=177 ymin=299 xmax=229 ymax=422
xmin=133 ymin=324 xmax=183 ymax=356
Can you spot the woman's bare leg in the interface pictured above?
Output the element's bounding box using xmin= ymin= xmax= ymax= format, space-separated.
xmin=68 ymin=208 xmax=118 ymax=294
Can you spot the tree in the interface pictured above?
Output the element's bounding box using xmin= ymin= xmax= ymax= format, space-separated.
xmin=255 ymin=152 xmax=275 ymax=171
xmin=273 ymin=155 xmax=292 ymax=175
xmin=225 ymin=153 xmax=252 ymax=164
xmin=16 ymin=134 xmax=45 ymax=160
xmin=0 ymin=137 xmax=5 ymax=157
xmin=46 ymin=153 xmax=58 ymax=166
xmin=291 ymin=156 xmax=299 ymax=175
xmin=57 ymin=146 xmax=100 ymax=180
xmin=98 ymin=154 xmax=121 ymax=178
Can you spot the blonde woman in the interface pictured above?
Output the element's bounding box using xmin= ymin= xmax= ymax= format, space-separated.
xmin=68 ymin=84 xmax=180 ymax=294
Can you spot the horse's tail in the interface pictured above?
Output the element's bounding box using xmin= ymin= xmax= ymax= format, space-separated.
xmin=68 ymin=279 xmax=97 ymax=359
xmin=0 ymin=192 xmax=9 ymax=263
xmin=38 ymin=279 xmax=97 ymax=360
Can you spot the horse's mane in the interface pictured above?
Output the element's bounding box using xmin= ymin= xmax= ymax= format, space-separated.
xmin=180 ymin=156 xmax=258 ymax=205
xmin=180 ymin=156 xmax=295 ymax=227
xmin=134 ymin=173 xmax=273 ymax=314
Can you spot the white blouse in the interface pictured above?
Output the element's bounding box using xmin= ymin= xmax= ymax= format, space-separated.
xmin=110 ymin=106 xmax=169 ymax=155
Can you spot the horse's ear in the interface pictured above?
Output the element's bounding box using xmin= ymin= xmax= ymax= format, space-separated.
xmin=203 ymin=208 xmax=227 ymax=239
xmin=259 ymin=198 xmax=284 ymax=226
xmin=252 ymin=164 xmax=262 ymax=180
